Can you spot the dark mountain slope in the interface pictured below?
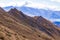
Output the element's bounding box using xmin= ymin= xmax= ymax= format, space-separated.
xmin=34 ymin=16 xmax=60 ymax=39
xmin=8 ymin=8 xmax=60 ymax=40
xmin=0 ymin=7 xmax=60 ymax=40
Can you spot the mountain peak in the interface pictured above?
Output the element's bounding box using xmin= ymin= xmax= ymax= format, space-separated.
xmin=8 ymin=8 xmax=24 ymax=15
xmin=34 ymin=16 xmax=44 ymax=20
xmin=9 ymin=8 xmax=18 ymax=12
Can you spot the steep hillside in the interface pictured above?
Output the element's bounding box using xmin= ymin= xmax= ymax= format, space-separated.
xmin=0 ymin=7 xmax=60 ymax=40
xmin=34 ymin=16 xmax=60 ymax=39
xmin=0 ymin=24 xmax=22 ymax=40
xmin=8 ymin=8 xmax=60 ymax=40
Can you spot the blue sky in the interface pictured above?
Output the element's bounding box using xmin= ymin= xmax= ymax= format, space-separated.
xmin=0 ymin=0 xmax=60 ymax=10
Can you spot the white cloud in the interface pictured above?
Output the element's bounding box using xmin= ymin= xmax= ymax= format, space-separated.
xmin=25 ymin=3 xmax=46 ymax=8
xmin=49 ymin=19 xmax=60 ymax=22
xmin=0 ymin=3 xmax=5 ymax=7
xmin=16 ymin=1 xmax=25 ymax=6
xmin=0 ymin=2 xmax=16 ymax=7
xmin=25 ymin=2 xmax=60 ymax=10
xmin=50 ymin=0 xmax=60 ymax=2
xmin=0 ymin=1 xmax=25 ymax=7
xmin=46 ymin=5 xmax=59 ymax=10
xmin=0 ymin=0 xmax=60 ymax=10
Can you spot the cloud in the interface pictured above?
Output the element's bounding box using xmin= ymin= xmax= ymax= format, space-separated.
xmin=0 ymin=1 xmax=25 ymax=7
xmin=46 ymin=5 xmax=60 ymax=10
xmin=25 ymin=2 xmax=60 ymax=10
xmin=0 ymin=3 xmax=5 ymax=7
xmin=25 ymin=2 xmax=46 ymax=8
xmin=0 ymin=0 xmax=60 ymax=10
xmin=15 ymin=1 xmax=26 ymax=6
xmin=49 ymin=19 xmax=60 ymax=22
xmin=0 ymin=2 xmax=16 ymax=7
xmin=50 ymin=0 xmax=60 ymax=2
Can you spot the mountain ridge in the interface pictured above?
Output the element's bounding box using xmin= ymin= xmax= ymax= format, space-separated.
xmin=3 ymin=6 xmax=60 ymax=19
xmin=0 ymin=7 xmax=60 ymax=40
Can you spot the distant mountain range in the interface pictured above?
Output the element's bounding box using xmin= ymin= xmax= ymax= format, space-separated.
xmin=3 ymin=6 xmax=60 ymax=27
xmin=0 ymin=7 xmax=60 ymax=40
xmin=3 ymin=6 xmax=60 ymax=19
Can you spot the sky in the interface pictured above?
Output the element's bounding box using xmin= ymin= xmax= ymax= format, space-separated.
xmin=0 ymin=0 xmax=60 ymax=10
